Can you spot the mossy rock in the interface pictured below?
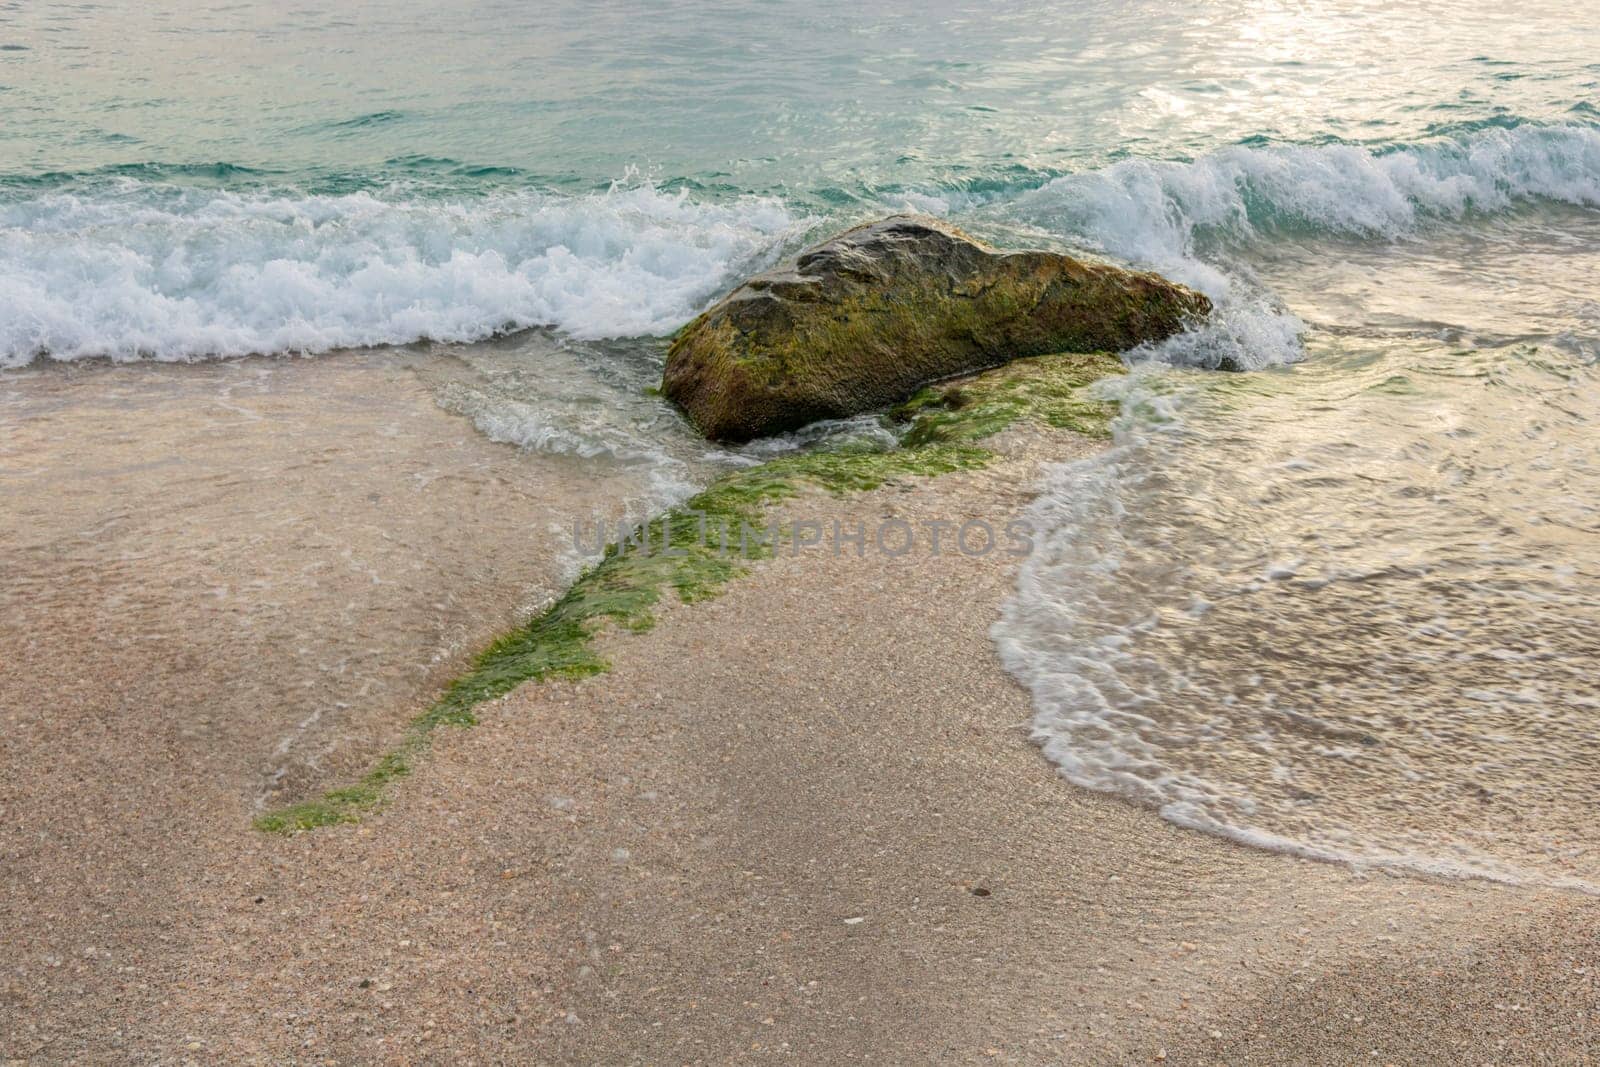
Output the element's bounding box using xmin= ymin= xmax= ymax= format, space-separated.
xmin=663 ymin=215 xmax=1209 ymax=441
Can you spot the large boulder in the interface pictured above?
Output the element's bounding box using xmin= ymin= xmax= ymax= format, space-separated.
xmin=662 ymin=215 xmax=1209 ymax=441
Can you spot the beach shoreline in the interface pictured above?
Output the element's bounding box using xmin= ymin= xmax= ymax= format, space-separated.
xmin=7 ymin=1 xmax=1600 ymax=1059
xmin=5 ymin=400 xmax=1596 ymax=1062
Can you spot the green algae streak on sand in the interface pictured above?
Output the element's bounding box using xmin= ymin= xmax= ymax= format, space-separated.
xmin=255 ymin=351 xmax=1123 ymax=832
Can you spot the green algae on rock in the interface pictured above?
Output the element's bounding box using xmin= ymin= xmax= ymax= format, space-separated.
xmin=255 ymin=350 xmax=1124 ymax=833
xmin=662 ymin=215 xmax=1206 ymax=442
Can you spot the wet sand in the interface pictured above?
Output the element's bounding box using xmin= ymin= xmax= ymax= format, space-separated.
xmin=0 ymin=348 xmax=655 ymax=1058
xmin=4 ymin=411 xmax=1596 ymax=1063
xmin=1 ymin=350 xmax=631 ymax=797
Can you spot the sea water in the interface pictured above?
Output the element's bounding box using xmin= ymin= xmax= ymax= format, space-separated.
xmin=3 ymin=0 xmax=1598 ymax=880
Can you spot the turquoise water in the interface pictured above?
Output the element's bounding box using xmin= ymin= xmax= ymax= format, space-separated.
xmin=5 ymin=0 xmax=1600 ymax=886
xmin=3 ymin=0 xmax=1598 ymax=365
xmin=4 ymin=0 xmax=1597 ymax=190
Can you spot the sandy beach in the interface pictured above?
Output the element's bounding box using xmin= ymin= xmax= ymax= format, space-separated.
xmin=5 ymin=418 xmax=1596 ymax=1064
xmin=7 ymin=0 xmax=1600 ymax=1061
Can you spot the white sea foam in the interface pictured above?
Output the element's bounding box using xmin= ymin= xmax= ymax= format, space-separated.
xmin=1018 ymin=123 xmax=1600 ymax=274
xmin=6 ymin=125 xmax=1597 ymax=368
xmin=0 ymin=183 xmax=801 ymax=367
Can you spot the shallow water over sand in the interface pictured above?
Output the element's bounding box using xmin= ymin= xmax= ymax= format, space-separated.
xmin=0 ymin=339 xmax=708 ymax=809
xmin=996 ymin=210 xmax=1600 ymax=889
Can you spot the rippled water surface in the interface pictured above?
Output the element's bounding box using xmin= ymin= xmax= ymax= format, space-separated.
xmin=996 ymin=208 xmax=1600 ymax=888
xmin=3 ymin=0 xmax=1597 ymax=184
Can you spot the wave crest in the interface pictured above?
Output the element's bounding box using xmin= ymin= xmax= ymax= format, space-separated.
xmin=1007 ymin=123 xmax=1600 ymax=368
xmin=1016 ymin=123 xmax=1600 ymax=283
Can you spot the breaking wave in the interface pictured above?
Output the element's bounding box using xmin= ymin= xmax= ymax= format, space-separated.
xmin=0 ymin=182 xmax=800 ymax=367
xmin=3 ymin=123 xmax=1597 ymax=369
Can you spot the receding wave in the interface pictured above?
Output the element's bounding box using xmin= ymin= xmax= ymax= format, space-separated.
xmin=993 ymin=345 xmax=1600 ymax=894
xmin=0 ymin=183 xmax=800 ymax=367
